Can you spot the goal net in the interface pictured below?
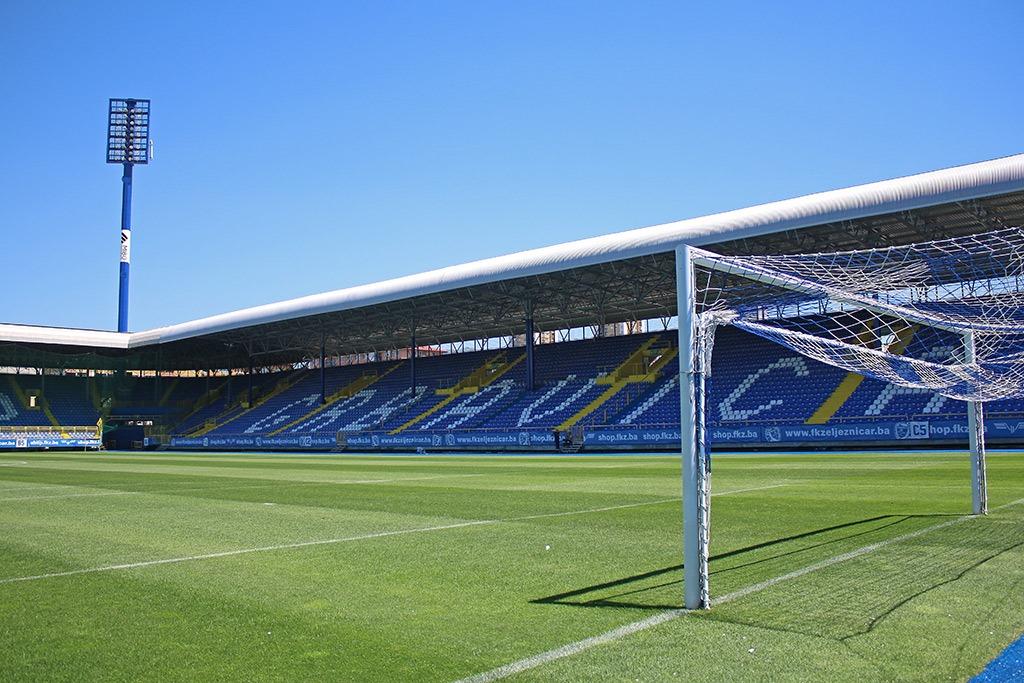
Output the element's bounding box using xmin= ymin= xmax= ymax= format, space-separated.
xmin=676 ymin=228 xmax=1024 ymax=609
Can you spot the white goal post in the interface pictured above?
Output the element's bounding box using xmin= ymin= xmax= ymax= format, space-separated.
xmin=675 ymin=229 xmax=1024 ymax=609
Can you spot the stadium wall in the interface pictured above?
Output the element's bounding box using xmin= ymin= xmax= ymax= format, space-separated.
xmin=166 ymin=416 xmax=1024 ymax=453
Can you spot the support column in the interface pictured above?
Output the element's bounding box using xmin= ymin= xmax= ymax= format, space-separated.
xmin=410 ymin=328 xmax=418 ymax=396
xmin=964 ymin=332 xmax=988 ymax=515
xmin=153 ymin=355 xmax=160 ymax=404
xmin=676 ymin=244 xmax=710 ymax=610
xmin=525 ymin=303 xmax=536 ymax=392
xmin=247 ymin=357 xmax=254 ymax=407
xmin=320 ymin=335 xmax=327 ymax=405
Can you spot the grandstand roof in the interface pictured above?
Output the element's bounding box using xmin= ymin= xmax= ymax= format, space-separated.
xmin=5 ymin=153 xmax=1024 ymax=369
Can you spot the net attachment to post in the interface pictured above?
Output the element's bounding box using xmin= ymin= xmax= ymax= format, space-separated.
xmin=690 ymin=228 xmax=1024 ymax=403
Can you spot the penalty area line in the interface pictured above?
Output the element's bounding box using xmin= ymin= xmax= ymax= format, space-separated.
xmin=454 ymin=495 xmax=1024 ymax=683
xmin=0 ymin=520 xmax=495 ymax=586
xmin=0 ymin=484 xmax=787 ymax=586
xmin=511 ymin=482 xmax=790 ymax=522
xmin=0 ymin=496 xmax=687 ymax=586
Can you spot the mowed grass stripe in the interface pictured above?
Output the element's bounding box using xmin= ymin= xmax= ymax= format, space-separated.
xmin=0 ymin=473 xmax=485 ymax=502
xmin=0 ymin=458 xmax=681 ymax=499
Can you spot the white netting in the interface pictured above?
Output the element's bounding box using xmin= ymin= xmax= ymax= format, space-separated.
xmin=691 ymin=228 xmax=1024 ymax=402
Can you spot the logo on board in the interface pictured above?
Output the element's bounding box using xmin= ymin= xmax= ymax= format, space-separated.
xmin=895 ymin=421 xmax=929 ymax=439
xmin=120 ymin=230 xmax=131 ymax=263
xmin=995 ymin=421 xmax=1024 ymax=435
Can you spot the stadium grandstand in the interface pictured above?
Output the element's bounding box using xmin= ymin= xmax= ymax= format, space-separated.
xmin=2 ymin=154 xmax=1024 ymax=457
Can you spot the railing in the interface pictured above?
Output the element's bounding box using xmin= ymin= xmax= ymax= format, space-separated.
xmin=108 ymin=399 xmax=196 ymax=410
xmin=587 ymin=421 xmax=678 ymax=431
xmin=0 ymin=425 xmax=100 ymax=436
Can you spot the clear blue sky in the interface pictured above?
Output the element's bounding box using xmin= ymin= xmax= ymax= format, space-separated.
xmin=1 ymin=1 xmax=1022 ymax=331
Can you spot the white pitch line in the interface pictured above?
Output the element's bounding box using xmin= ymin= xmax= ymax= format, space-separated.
xmin=711 ymin=482 xmax=792 ymax=497
xmin=511 ymin=483 xmax=790 ymax=522
xmin=0 ymin=482 xmax=793 ymax=586
xmin=0 ymin=501 xmax=648 ymax=585
xmin=514 ymin=499 xmax=681 ymax=521
xmin=454 ymin=495 xmax=1024 ymax=683
xmin=0 ymin=520 xmax=495 ymax=586
xmin=457 ymin=610 xmax=685 ymax=683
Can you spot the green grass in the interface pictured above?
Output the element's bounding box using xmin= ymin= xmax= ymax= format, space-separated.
xmin=0 ymin=450 xmax=1022 ymax=681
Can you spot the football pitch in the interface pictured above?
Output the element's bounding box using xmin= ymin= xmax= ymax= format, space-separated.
xmin=1 ymin=450 xmax=1023 ymax=681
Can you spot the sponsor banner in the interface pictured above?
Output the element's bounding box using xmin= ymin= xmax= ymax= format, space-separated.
xmin=344 ymin=433 xmax=432 ymax=449
xmin=444 ymin=430 xmax=555 ymax=448
xmin=171 ymin=434 xmax=336 ymax=450
xmin=172 ymin=431 xmax=559 ymax=450
xmin=344 ymin=430 xmax=557 ymax=449
xmin=586 ymin=427 xmax=680 ymax=446
xmin=169 ymin=418 xmax=1024 ymax=451
xmin=591 ymin=418 xmax=1024 ymax=445
xmin=0 ymin=438 xmax=101 ymax=449
xmin=759 ymin=421 xmax=919 ymax=443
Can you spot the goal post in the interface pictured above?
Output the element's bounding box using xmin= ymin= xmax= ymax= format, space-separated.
xmin=676 ymin=244 xmax=710 ymax=610
xmin=964 ymin=331 xmax=988 ymax=515
xmin=675 ymin=229 xmax=1024 ymax=609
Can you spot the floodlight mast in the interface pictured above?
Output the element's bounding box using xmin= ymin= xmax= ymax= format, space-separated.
xmin=106 ymin=98 xmax=151 ymax=333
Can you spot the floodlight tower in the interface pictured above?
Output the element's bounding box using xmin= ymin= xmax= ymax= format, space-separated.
xmin=106 ymin=98 xmax=151 ymax=333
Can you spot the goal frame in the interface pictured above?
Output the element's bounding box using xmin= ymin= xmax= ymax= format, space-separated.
xmin=675 ymin=244 xmax=990 ymax=610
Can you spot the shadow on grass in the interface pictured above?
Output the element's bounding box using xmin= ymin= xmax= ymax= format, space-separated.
xmin=532 ymin=514 xmax=960 ymax=611
xmin=704 ymin=524 xmax=1024 ymax=641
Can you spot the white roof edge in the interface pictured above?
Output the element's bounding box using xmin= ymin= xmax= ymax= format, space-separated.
xmin=7 ymin=153 xmax=1024 ymax=351
xmin=0 ymin=324 xmax=130 ymax=350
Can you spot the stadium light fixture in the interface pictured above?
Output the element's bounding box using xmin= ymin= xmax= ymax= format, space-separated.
xmin=106 ymin=98 xmax=151 ymax=333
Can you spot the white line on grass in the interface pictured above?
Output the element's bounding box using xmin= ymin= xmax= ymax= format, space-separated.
xmin=453 ymin=495 xmax=1024 ymax=683
xmin=711 ymin=483 xmax=792 ymax=497
xmin=0 ymin=520 xmax=496 ymax=586
xmin=0 ymin=483 xmax=790 ymax=586
xmin=512 ymin=483 xmax=789 ymax=522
